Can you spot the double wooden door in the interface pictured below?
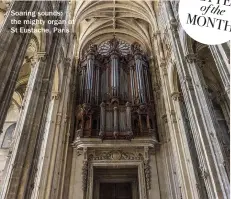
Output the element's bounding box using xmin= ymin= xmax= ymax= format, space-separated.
xmin=99 ymin=183 xmax=132 ymax=199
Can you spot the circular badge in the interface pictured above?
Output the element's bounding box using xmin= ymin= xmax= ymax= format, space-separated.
xmin=179 ymin=0 xmax=231 ymax=45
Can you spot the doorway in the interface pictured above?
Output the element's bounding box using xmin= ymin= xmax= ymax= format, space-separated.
xmin=93 ymin=167 xmax=139 ymax=199
xmin=99 ymin=182 xmax=132 ymax=199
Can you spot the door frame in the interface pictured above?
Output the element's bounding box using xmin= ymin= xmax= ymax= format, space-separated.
xmin=87 ymin=161 xmax=147 ymax=199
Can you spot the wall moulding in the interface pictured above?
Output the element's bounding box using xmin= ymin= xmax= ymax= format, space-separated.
xmin=72 ymin=137 xmax=159 ymax=150
xmin=82 ymin=147 xmax=152 ymax=199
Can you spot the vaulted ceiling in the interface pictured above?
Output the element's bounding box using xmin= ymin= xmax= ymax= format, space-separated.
xmin=70 ymin=0 xmax=159 ymax=57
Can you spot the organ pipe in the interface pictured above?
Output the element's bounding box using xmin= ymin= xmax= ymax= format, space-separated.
xmin=85 ymin=55 xmax=94 ymax=103
xmin=144 ymin=67 xmax=151 ymax=102
xmin=135 ymin=54 xmax=146 ymax=103
xmin=130 ymin=67 xmax=134 ymax=104
xmin=95 ymin=67 xmax=99 ymax=104
xmin=110 ymin=54 xmax=119 ymax=97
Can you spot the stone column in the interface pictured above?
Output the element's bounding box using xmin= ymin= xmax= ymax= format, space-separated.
xmin=44 ymin=58 xmax=72 ymax=199
xmin=185 ymin=53 xmax=230 ymax=197
xmin=0 ymin=52 xmax=47 ymax=199
xmin=62 ymin=53 xmax=80 ymax=199
xmin=215 ymin=93 xmax=230 ymax=129
xmin=68 ymin=149 xmax=84 ymax=199
xmin=0 ymin=31 xmax=61 ymax=199
xmin=31 ymin=91 xmax=60 ymax=199
xmin=161 ymin=114 xmax=180 ymax=199
xmin=0 ymin=1 xmax=41 ymax=133
xmin=209 ymin=45 xmax=230 ymax=99
xmin=171 ymin=92 xmax=208 ymax=199
xmin=158 ymin=61 xmax=199 ymax=199
xmin=162 ymin=1 xmax=229 ymax=198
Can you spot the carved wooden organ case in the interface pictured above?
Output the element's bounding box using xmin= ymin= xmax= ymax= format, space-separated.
xmin=75 ymin=38 xmax=157 ymax=140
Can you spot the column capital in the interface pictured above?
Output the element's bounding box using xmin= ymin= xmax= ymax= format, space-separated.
xmin=161 ymin=114 xmax=168 ymax=123
xmin=169 ymin=19 xmax=179 ymax=33
xmin=134 ymin=53 xmax=143 ymax=61
xmin=171 ymin=92 xmax=181 ymax=101
xmin=215 ymin=91 xmax=228 ymax=104
xmin=40 ymin=78 xmax=50 ymax=95
xmin=64 ymin=58 xmax=72 ymax=76
xmin=52 ymin=92 xmax=61 ymax=100
xmin=85 ymin=44 xmax=97 ymax=57
xmin=153 ymin=30 xmax=161 ymax=38
xmin=225 ymin=85 xmax=230 ymax=96
xmin=149 ymin=55 xmax=155 ymax=61
xmin=160 ymin=62 xmax=167 ymax=75
xmin=183 ymin=75 xmax=194 ymax=91
xmin=170 ymin=110 xmax=177 ymax=123
xmin=126 ymin=102 xmax=132 ymax=107
xmin=185 ymin=53 xmax=198 ymax=63
xmin=100 ymin=102 xmax=105 ymax=107
xmin=37 ymin=52 xmax=47 ymax=62
xmin=113 ymin=106 xmax=118 ymax=110
xmin=64 ymin=57 xmax=72 ymax=66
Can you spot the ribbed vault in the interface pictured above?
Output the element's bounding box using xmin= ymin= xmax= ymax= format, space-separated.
xmin=71 ymin=0 xmax=158 ymax=57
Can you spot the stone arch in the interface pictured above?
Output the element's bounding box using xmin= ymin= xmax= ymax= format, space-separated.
xmin=11 ymin=92 xmax=23 ymax=110
xmin=1 ymin=123 xmax=16 ymax=149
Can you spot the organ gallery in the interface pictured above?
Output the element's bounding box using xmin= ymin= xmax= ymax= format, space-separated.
xmin=75 ymin=38 xmax=156 ymax=140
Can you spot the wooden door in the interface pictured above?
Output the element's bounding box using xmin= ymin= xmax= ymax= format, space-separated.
xmin=99 ymin=183 xmax=132 ymax=199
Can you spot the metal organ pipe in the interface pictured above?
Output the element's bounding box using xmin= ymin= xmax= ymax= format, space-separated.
xmin=140 ymin=63 xmax=147 ymax=101
xmin=85 ymin=54 xmax=95 ymax=103
xmin=79 ymin=68 xmax=85 ymax=102
xmin=135 ymin=54 xmax=146 ymax=103
xmin=144 ymin=67 xmax=151 ymax=102
xmin=95 ymin=67 xmax=99 ymax=104
xmin=106 ymin=68 xmax=108 ymax=94
xmin=130 ymin=67 xmax=134 ymax=104
xmin=110 ymin=54 xmax=119 ymax=97
xmin=99 ymin=102 xmax=106 ymax=138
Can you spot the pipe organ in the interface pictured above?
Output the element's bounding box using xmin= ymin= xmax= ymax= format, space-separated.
xmin=75 ymin=38 xmax=157 ymax=140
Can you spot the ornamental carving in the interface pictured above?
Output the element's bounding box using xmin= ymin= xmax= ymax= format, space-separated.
xmin=82 ymin=148 xmax=152 ymax=190
xmin=82 ymin=160 xmax=88 ymax=191
xmin=144 ymin=160 xmax=151 ymax=190
xmin=199 ymin=166 xmax=209 ymax=180
xmin=88 ymin=150 xmax=144 ymax=161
